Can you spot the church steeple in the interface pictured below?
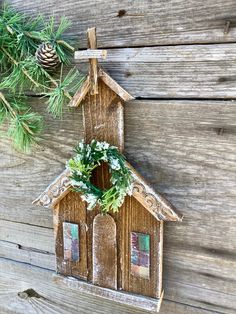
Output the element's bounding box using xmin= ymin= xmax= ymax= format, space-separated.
xmin=68 ymin=27 xmax=134 ymax=152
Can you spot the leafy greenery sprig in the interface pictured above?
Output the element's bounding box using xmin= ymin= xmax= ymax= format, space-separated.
xmin=0 ymin=4 xmax=84 ymax=152
xmin=67 ymin=140 xmax=134 ymax=214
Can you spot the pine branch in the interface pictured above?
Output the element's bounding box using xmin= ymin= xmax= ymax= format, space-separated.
xmin=5 ymin=25 xmax=75 ymax=53
xmin=1 ymin=47 xmax=73 ymax=100
xmin=0 ymin=4 xmax=85 ymax=152
xmin=0 ymin=92 xmax=33 ymax=135
xmin=0 ymin=92 xmax=43 ymax=152
xmin=56 ymin=40 xmax=74 ymax=52
xmin=8 ymin=111 xmax=43 ymax=152
xmin=1 ymin=47 xmax=41 ymax=89
xmin=46 ymin=67 xmax=84 ymax=117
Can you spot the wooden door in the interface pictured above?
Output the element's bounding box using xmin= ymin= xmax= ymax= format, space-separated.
xmin=92 ymin=214 xmax=117 ymax=289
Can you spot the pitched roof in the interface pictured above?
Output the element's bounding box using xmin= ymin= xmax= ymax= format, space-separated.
xmin=68 ymin=67 xmax=134 ymax=108
xmin=33 ymin=163 xmax=182 ymax=222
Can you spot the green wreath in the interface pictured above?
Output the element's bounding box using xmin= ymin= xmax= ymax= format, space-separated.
xmin=67 ymin=140 xmax=133 ymax=213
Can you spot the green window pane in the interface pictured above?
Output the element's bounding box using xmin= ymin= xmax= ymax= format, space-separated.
xmin=131 ymin=232 xmax=150 ymax=279
xmin=63 ymin=222 xmax=79 ymax=262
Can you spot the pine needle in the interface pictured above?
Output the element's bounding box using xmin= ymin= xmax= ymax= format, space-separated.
xmin=0 ymin=93 xmax=43 ymax=152
xmin=46 ymin=67 xmax=84 ymax=118
xmin=0 ymin=100 xmax=8 ymax=124
xmin=0 ymin=4 xmax=80 ymax=152
xmin=8 ymin=111 xmax=43 ymax=153
xmin=0 ymin=4 xmax=43 ymax=55
xmin=39 ymin=16 xmax=74 ymax=63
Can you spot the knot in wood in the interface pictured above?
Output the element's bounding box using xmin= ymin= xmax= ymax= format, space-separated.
xmin=18 ymin=288 xmax=41 ymax=299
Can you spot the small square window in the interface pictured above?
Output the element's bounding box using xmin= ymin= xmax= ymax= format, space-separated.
xmin=131 ymin=232 xmax=150 ymax=279
xmin=63 ymin=222 xmax=79 ymax=261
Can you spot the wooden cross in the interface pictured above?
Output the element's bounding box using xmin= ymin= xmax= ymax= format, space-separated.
xmin=68 ymin=27 xmax=134 ymax=111
xmin=74 ymin=27 xmax=107 ymax=95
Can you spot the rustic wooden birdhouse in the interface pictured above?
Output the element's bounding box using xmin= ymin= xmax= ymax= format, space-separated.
xmin=33 ymin=28 xmax=182 ymax=312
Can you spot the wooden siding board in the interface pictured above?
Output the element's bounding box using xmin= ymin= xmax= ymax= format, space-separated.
xmin=0 ymin=219 xmax=54 ymax=254
xmin=9 ymin=0 xmax=236 ymax=47
xmin=0 ymin=258 xmax=220 ymax=314
xmin=0 ymin=98 xmax=235 ymax=312
xmin=0 ymin=104 xmax=83 ymax=227
xmin=76 ymin=44 xmax=236 ymax=99
xmin=0 ymin=240 xmax=55 ymax=270
xmin=0 ymin=220 xmax=235 ymax=311
xmin=1 ymin=98 xmax=235 ymax=226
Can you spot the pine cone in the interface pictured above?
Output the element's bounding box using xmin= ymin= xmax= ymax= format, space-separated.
xmin=36 ymin=43 xmax=60 ymax=71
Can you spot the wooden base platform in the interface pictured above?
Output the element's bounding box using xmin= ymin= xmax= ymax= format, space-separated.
xmin=53 ymin=274 xmax=164 ymax=312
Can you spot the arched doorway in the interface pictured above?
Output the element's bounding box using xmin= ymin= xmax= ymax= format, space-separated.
xmin=92 ymin=214 xmax=117 ymax=289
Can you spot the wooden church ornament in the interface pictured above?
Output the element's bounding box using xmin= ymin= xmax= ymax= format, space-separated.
xmin=33 ymin=27 xmax=183 ymax=313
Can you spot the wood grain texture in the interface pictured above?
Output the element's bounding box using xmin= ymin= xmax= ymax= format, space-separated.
xmin=77 ymin=44 xmax=236 ymax=99
xmin=1 ymin=1 xmax=236 ymax=312
xmin=92 ymin=214 xmax=117 ymax=289
xmin=119 ymin=196 xmax=162 ymax=298
xmin=56 ymin=191 xmax=87 ymax=280
xmin=0 ymin=220 xmax=54 ymax=254
xmin=68 ymin=75 xmax=90 ymax=107
xmin=87 ymin=27 xmax=99 ymax=94
xmin=75 ymin=49 xmax=107 ymax=60
xmin=99 ymin=68 xmax=134 ymax=101
xmin=0 ymin=240 xmax=55 ymax=270
xmin=0 ymin=258 xmax=217 ymax=314
xmin=0 ymin=102 xmax=83 ymax=227
xmin=9 ymin=0 xmax=236 ymax=47
xmin=127 ymin=162 xmax=182 ymax=221
xmin=0 ymin=99 xmax=236 ymax=313
xmin=82 ymin=78 xmax=124 ymax=151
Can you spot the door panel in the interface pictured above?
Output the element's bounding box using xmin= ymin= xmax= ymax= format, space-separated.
xmin=92 ymin=214 xmax=117 ymax=289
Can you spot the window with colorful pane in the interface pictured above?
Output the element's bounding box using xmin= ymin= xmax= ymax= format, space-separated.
xmin=63 ymin=222 xmax=80 ymax=261
xmin=131 ymin=232 xmax=150 ymax=279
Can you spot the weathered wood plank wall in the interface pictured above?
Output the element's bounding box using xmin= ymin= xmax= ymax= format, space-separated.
xmin=0 ymin=1 xmax=236 ymax=313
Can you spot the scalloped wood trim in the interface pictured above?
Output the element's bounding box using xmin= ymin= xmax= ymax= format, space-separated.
xmin=32 ymin=169 xmax=71 ymax=209
xmin=126 ymin=162 xmax=183 ymax=222
xmin=32 ymin=166 xmax=182 ymax=221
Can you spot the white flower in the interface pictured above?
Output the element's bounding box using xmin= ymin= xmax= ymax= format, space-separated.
xmin=75 ymin=155 xmax=82 ymax=162
xmin=95 ymin=141 xmax=103 ymax=151
xmin=71 ymin=180 xmax=87 ymax=189
xmin=100 ymin=152 xmax=108 ymax=161
xmin=86 ymin=146 xmax=91 ymax=158
xmin=109 ymin=157 xmax=121 ymax=170
xmin=101 ymin=142 xmax=110 ymax=150
xmin=78 ymin=141 xmax=85 ymax=150
xmin=94 ymin=141 xmax=110 ymax=151
xmin=81 ymin=193 xmax=99 ymax=210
